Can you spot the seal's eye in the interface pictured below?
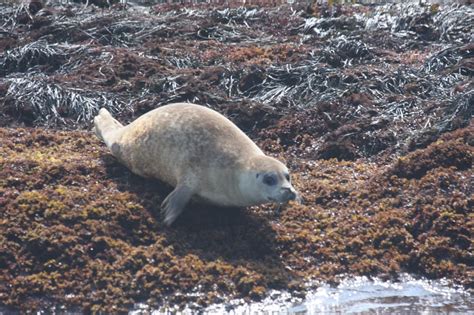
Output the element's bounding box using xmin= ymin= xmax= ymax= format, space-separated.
xmin=285 ymin=173 xmax=290 ymax=181
xmin=263 ymin=174 xmax=277 ymax=186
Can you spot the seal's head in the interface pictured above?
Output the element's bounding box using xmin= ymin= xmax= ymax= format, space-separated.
xmin=239 ymin=155 xmax=300 ymax=205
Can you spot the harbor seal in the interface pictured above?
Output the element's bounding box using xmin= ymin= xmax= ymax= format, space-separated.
xmin=94 ymin=103 xmax=300 ymax=226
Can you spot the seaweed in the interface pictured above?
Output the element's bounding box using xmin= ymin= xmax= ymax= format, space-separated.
xmin=0 ymin=0 xmax=473 ymax=312
xmin=4 ymin=77 xmax=127 ymax=125
xmin=2 ymin=123 xmax=471 ymax=311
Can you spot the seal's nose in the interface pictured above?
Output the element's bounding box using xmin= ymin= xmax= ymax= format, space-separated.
xmin=282 ymin=187 xmax=297 ymax=201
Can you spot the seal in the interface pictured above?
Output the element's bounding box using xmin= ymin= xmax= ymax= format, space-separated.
xmin=94 ymin=103 xmax=300 ymax=226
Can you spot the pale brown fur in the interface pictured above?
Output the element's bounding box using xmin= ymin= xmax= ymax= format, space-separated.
xmin=94 ymin=103 xmax=299 ymax=226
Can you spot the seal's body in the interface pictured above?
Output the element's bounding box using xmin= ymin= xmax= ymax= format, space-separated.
xmin=94 ymin=103 xmax=299 ymax=226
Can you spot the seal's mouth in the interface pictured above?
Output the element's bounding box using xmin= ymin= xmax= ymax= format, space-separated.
xmin=267 ymin=196 xmax=277 ymax=202
xmin=268 ymin=190 xmax=302 ymax=204
xmin=267 ymin=196 xmax=289 ymax=204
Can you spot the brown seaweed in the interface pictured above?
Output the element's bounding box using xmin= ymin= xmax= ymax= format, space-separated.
xmin=0 ymin=0 xmax=473 ymax=312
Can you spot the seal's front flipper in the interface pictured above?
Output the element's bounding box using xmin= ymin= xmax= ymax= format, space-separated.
xmin=161 ymin=184 xmax=193 ymax=226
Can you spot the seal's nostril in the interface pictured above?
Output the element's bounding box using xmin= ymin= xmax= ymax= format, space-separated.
xmin=282 ymin=188 xmax=296 ymax=201
xmin=288 ymin=191 xmax=296 ymax=200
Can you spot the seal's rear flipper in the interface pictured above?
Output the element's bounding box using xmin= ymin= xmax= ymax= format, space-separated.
xmin=161 ymin=184 xmax=193 ymax=226
xmin=93 ymin=108 xmax=124 ymax=147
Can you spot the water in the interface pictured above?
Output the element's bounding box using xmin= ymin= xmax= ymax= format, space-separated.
xmin=133 ymin=274 xmax=473 ymax=314
xmin=282 ymin=276 xmax=474 ymax=314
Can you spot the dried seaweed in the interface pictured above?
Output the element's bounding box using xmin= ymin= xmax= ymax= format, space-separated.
xmin=433 ymin=5 xmax=474 ymax=43
xmin=301 ymin=15 xmax=364 ymax=36
xmin=424 ymin=43 xmax=473 ymax=74
xmin=1 ymin=39 xmax=67 ymax=75
xmin=5 ymin=77 xmax=126 ymax=124
xmin=210 ymin=7 xmax=262 ymax=25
